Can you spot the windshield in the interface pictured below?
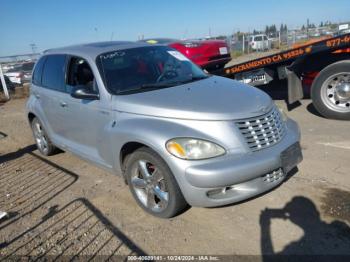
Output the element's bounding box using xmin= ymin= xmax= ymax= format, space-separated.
xmin=97 ymin=46 xmax=208 ymax=94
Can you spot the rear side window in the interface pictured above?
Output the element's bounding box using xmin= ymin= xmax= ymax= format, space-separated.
xmin=32 ymin=57 xmax=46 ymax=85
xmin=263 ymin=36 xmax=268 ymax=40
xmin=41 ymin=55 xmax=66 ymax=91
xmin=254 ymin=36 xmax=263 ymax=41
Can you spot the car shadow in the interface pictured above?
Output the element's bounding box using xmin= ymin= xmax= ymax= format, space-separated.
xmin=260 ymin=196 xmax=350 ymax=260
xmin=0 ymin=146 xmax=146 ymax=258
xmin=257 ymin=80 xmax=289 ymax=101
xmin=0 ymin=145 xmax=78 ymax=230
xmin=306 ymin=101 xmax=326 ymax=118
xmin=0 ymin=198 xmax=146 ymax=258
xmin=257 ymin=79 xmax=314 ymax=113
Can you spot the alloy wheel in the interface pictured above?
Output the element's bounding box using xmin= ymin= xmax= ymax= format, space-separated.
xmin=130 ymin=160 xmax=169 ymax=213
xmin=32 ymin=120 xmax=49 ymax=154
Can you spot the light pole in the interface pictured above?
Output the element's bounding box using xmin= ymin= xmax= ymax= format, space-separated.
xmin=0 ymin=63 xmax=10 ymax=100
xmin=29 ymin=44 xmax=37 ymax=60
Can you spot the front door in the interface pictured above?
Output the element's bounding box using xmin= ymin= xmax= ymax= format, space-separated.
xmin=59 ymin=56 xmax=113 ymax=168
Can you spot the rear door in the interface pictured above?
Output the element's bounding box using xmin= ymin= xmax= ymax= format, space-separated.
xmin=37 ymin=54 xmax=68 ymax=145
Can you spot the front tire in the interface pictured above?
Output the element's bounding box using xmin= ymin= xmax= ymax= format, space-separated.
xmin=311 ymin=60 xmax=350 ymax=120
xmin=31 ymin=117 xmax=57 ymax=156
xmin=124 ymin=147 xmax=188 ymax=218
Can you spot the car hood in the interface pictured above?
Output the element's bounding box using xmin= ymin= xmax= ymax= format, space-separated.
xmin=113 ymin=76 xmax=273 ymax=121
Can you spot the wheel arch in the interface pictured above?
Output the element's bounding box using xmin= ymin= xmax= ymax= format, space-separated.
xmin=289 ymin=52 xmax=350 ymax=77
xmin=110 ymin=117 xmax=184 ymax=177
xmin=28 ymin=112 xmax=36 ymax=123
xmin=119 ymin=141 xmax=149 ymax=175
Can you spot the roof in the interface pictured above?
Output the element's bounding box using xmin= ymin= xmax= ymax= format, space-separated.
xmin=139 ymin=38 xmax=180 ymax=44
xmin=252 ymin=34 xmax=267 ymax=37
xmin=43 ymin=41 xmax=155 ymax=59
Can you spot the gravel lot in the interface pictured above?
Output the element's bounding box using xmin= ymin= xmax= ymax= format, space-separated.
xmin=0 ymin=82 xmax=349 ymax=258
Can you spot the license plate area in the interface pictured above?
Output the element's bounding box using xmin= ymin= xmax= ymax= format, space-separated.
xmin=280 ymin=142 xmax=302 ymax=173
xmin=219 ymin=47 xmax=228 ymax=55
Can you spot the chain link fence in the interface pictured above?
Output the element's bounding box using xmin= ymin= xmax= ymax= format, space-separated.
xmin=228 ymin=23 xmax=346 ymax=57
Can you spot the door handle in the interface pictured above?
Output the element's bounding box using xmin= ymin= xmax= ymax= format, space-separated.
xmin=59 ymin=101 xmax=67 ymax=107
xmin=34 ymin=93 xmax=40 ymax=99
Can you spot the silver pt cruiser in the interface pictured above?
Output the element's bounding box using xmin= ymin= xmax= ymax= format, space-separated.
xmin=26 ymin=42 xmax=303 ymax=218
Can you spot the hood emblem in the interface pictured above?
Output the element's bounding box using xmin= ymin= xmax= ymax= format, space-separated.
xmin=259 ymin=106 xmax=269 ymax=113
xmin=258 ymin=106 xmax=269 ymax=113
xmin=251 ymin=105 xmax=269 ymax=114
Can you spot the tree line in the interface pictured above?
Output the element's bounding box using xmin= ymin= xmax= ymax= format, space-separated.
xmin=251 ymin=24 xmax=288 ymax=38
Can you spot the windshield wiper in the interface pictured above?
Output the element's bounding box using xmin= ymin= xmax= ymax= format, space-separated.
xmin=141 ymin=76 xmax=208 ymax=89
xmin=117 ymin=82 xmax=178 ymax=95
xmin=139 ymin=82 xmax=178 ymax=89
xmin=117 ymin=76 xmax=210 ymax=95
xmin=178 ymin=75 xmax=210 ymax=84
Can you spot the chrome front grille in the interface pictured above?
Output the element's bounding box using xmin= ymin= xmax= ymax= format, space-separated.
xmin=236 ymin=108 xmax=285 ymax=151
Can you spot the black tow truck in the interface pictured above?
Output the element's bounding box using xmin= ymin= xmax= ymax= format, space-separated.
xmin=213 ymin=33 xmax=350 ymax=120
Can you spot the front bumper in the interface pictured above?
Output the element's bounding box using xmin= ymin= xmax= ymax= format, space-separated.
xmin=8 ymin=77 xmax=21 ymax=84
xmin=172 ymin=119 xmax=302 ymax=207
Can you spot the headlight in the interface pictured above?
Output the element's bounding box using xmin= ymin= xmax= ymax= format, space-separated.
xmin=166 ymin=138 xmax=225 ymax=160
xmin=276 ymin=104 xmax=288 ymax=122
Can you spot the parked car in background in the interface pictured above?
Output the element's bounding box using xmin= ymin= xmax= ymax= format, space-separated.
xmin=27 ymin=42 xmax=302 ymax=218
xmin=249 ymin=34 xmax=270 ymax=51
xmin=0 ymin=74 xmax=15 ymax=93
xmin=139 ymin=38 xmax=231 ymax=70
xmin=340 ymin=29 xmax=350 ymax=35
xmin=5 ymin=62 xmax=35 ymax=85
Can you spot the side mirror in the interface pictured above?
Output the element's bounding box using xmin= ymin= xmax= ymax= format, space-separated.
xmin=71 ymin=85 xmax=99 ymax=100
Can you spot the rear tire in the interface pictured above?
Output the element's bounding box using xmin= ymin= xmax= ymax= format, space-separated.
xmin=311 ymin=60 xmax=350 ymax=120
xmin=124 ymin=147 xmax=188 ymax=218
xmin=31 ymin=117 xmax=57 ymax=156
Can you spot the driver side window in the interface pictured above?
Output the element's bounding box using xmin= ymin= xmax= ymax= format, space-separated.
xmin=66 ymin=57 xmax=98 ymax=93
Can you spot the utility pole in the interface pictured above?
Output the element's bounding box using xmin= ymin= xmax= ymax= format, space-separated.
xmin=242 ymin=34 xmax=245 ymax=54
xmin=247 ymin=27 xmax=251 ymax=54
xmin=30 ymin=43 xmax=37 ymax=59
xmin=278 ymin=30 xmax=281 ymax=49
xmin=30 ymin=43 xmax=37 ymax=54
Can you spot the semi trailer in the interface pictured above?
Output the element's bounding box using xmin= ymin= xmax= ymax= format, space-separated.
xmin=214 ymin=33 xmax=350 ymax=120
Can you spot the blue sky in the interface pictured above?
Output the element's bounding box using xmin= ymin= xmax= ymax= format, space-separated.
xmin=0 ymin=0 xmax=349 ymax=56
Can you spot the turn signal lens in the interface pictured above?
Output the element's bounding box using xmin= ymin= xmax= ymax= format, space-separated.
xmin=166 ymin=141 xmax=186 ymax=158
xmin=166 ymin=138 xmax=225 ymax=160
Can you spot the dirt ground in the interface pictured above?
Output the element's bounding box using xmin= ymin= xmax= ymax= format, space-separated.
xmin=0 ymin=84 xmax=350 ymax=259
